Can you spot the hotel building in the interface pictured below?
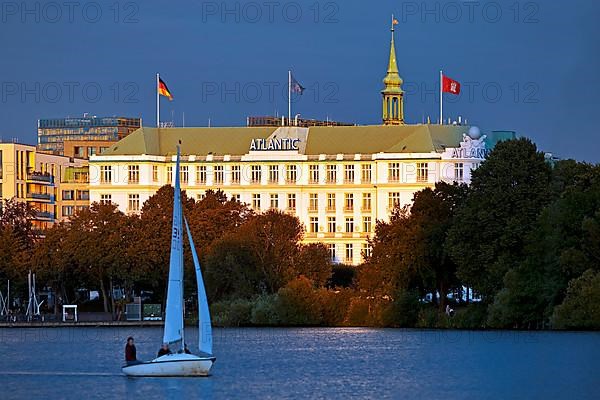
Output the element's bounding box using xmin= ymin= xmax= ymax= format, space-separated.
xmin=89 ymin=26 xmax=514 ymax=265
xmin=0 ymin=142 xmax=87 ymax=230
xmin=37 ymin=115 xmax=141 ymax=157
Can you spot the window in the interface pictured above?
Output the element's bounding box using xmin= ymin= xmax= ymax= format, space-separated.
xmin=100 ymin=166 xmax=111 ymax=184
xmin=363 ymin=216 xmax=372 ymax=233
xmin=77 ymin=190 xmax=89 ymax=201
xmin=389 ymin=192 xmax=401 ymax=209
xmin=309 ymin=164 xmax=319 ymax=184
xmin=326 ymin=164 xmax=337 ymax=183
xmin=345 ymin=244 xmax=353 ymax=263
xmin=167 ymin=166 xmax=173 ymax=184
xmin=309 ymin=193 xmax=318 ymax=212
xmin=152 ymin=165 xmax=158 ymax=182
xmin=252 ymin=193 xmax=261 ymax=210
xmin=268 ymin=165 xmax=279 ymax=183
xmin=327 ymin=193 xmax=336 ymax=211
xmin=362 ymin=193 xmax=371 ymax=211
xmin=328 ymin=244 xmax=336 ymax=261
xmin=286 ymin=165 xmax=297 ymax=184
xmin=197 ymin=193 xmax=206 ymax=201
xmin=62 ymin=190 xmax=74 ymax=200
xmin=362 ymin=243 xmax=372 ymax=260
xmin=128 ymin=165 xmax=140 ymax=184
xmin=231 ymin=193 xmax=241 ymax=202
xmin=454 ymin=162 xmax=464 ymax=182
xmin=361 ymin=164 xmax=372 ymax=183
xmin=345 ymin=217 xmax=354 ymax=233
xmin=389 ymin=162 xmax=401 ymax=182
xmin=344 ymin=165 xmax=355 ymax=183
xmin=328 ymin=217 xmax=337 ymax=233
xmin=214 ymin=165 xmax=224 ymax=184
xmin=417 ymin=162 xmax=428 ymax=182
xmin=128 ymin=194 xmax=140 ymax=212
xmin=309 ymin=217 xmax=319 ymax=233
xmin=180 ymin=165 xmax=189 ymax=184
xmin=344 ymin=193 xmax=354 ymax=211
xmin=88 ymin=147 xmax=96 ymax=156
xmin=62 ymin=206 xmax=74 ymax=217
xmin=231 ymin=165 xmax=241 ymax=184
xmin=270 ymin=194 xmax=279 ymax=209
xmin=287 ymin=193 xmax=296 ymax=210
xmin=251 ymin=165 xmax=261 ymax=183
xmin=196 ymin=166 xmax=207 ymax=184
xmin=100 ymin=194 xmax=111 ymax=204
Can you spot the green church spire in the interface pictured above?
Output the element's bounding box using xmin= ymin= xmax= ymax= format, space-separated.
xmin=382 ymin=16 xmax=404 ymax=125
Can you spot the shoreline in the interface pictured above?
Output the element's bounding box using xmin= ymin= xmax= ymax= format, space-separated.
xmin=0 ymin=321 xmax=598 ymax=332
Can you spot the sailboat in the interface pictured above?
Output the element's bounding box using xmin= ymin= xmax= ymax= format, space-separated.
xmin=122 ymin=144 xmax=216 ymax=377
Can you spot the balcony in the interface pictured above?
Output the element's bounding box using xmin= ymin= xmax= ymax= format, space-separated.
xmin=326 ymin=206 xmax=336 ymax=213
xmin=27 ymin=173 xmax=54 ymax=184
xmin=344 ymin=206 xmax=354 ymax=213
xmin=35 ymin=211 xmax=54 ymax=220
xmin=308 ymin=206 xmax=319 ymax=213
xmin=27 ymin=192 xmax=53 ymax=201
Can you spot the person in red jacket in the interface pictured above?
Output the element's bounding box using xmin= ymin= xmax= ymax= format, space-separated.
xmin=125 ymin=337 xmax=138 ymax=365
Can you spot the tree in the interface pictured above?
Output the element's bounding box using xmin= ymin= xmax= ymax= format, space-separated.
xmin=236 ymin=210 xmax=304 ymax=293
xmin=409 ymin=182 xmax=467 ymax=309
xmin=552 ymin=269 xmax=600 ymax=329
xmin=488 ymin=162 xmax=600 ymax=327
xmin=0 ymin=198 xmax=36 ymax=248
xmin=447 ymin=138 xmax=552 ymax=300
xmin=360 ymin=205 xmax=417 ymax=297
xmin=67 ymin=202 xmax=129 ymax=313
xmin=30 ymin=223 xmax=80 ymax=312
xmin=295 ymin=243 xmax=332 ymax=288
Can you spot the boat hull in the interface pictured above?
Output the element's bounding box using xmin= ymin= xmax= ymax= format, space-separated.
xmin=122 ymin=353 xmax=215 ymax=377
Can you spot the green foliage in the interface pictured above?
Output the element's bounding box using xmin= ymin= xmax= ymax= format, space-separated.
xmin=295 ymin=243 xmax=332 ymax=287
xmin=317 ymin=288 xmax=353 ymax=326
xmin=250 ymin=294 xmax=280 ymax=326
xmin=552 ymin=269 xmax=600 ymax=329
xmin=447 ymin=138 xmax=552 ymax=300
xmin=382 ymin=289 xmax=420 ymax=327
xmin=210 ymin=298 xmax=253 ymax=327
xmin=275 ymin=276 xmax=323 ymax=326
xmin=451 ymin=304 xmax=488 ymax=329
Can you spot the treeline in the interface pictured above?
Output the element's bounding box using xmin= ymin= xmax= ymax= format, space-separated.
xmin=0 ymin=138 xmax=598 ymax=329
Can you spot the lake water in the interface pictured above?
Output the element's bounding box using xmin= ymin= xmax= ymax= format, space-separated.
xmin=0 ymin=327 xmax=597 ymax=399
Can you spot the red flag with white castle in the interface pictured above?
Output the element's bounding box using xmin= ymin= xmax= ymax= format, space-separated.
xmin=442 ymin=74 xmax=461 ymax=94
xmin=439 ymin=71 xmax=461 ymax=125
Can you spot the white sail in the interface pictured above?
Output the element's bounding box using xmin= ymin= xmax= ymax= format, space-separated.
xmin=163 ymin=145 xmax=185 ymax=348
xmin=184 ymin=218 xmax=213 ymax=355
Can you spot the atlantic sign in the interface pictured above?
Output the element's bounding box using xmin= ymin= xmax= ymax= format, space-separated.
xmin=250 ymin=138 xmax=300 ymax=151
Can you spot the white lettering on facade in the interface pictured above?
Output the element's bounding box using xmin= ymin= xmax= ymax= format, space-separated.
xmin=250 ymin=138 xmax=300 ymax=151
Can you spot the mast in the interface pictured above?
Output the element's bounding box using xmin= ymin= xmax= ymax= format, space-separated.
xmin=156 ymin=73 xmax=160 ymax=128
xmin=163 ymin=143 xmax=185 ymax=351
xmin=288 ymin=70 xmax=292 ymax=126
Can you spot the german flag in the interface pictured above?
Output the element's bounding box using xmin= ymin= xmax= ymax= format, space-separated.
xmin=158 ymin=77 xmax=173 ymax=100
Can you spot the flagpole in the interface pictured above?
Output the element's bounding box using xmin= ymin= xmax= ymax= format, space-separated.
xmin=439 ymin=70 xmax=443 ymax=125
xmin=288 ymin=70 xmax=291 ymax=126
xmin=156 ymin=73 xmax=160 ymax=128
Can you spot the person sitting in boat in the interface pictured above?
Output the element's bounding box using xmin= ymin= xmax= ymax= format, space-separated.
xmin=184 ymin=343 xmax=191 ymax=354
xmin=157 ymin=343 xmax=172 ymax=357
xmin=125 ymin=337 xmax=139 ymax=365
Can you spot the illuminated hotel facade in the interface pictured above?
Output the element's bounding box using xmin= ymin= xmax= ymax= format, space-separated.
xmin=0 ymin=142 xmax=87 ymax=231
xmin=88 ymin=26 xmax=514 ymax=265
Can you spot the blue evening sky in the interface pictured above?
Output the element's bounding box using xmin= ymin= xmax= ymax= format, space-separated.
xmin=1 ymin=0 xmax=599 ymax=161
